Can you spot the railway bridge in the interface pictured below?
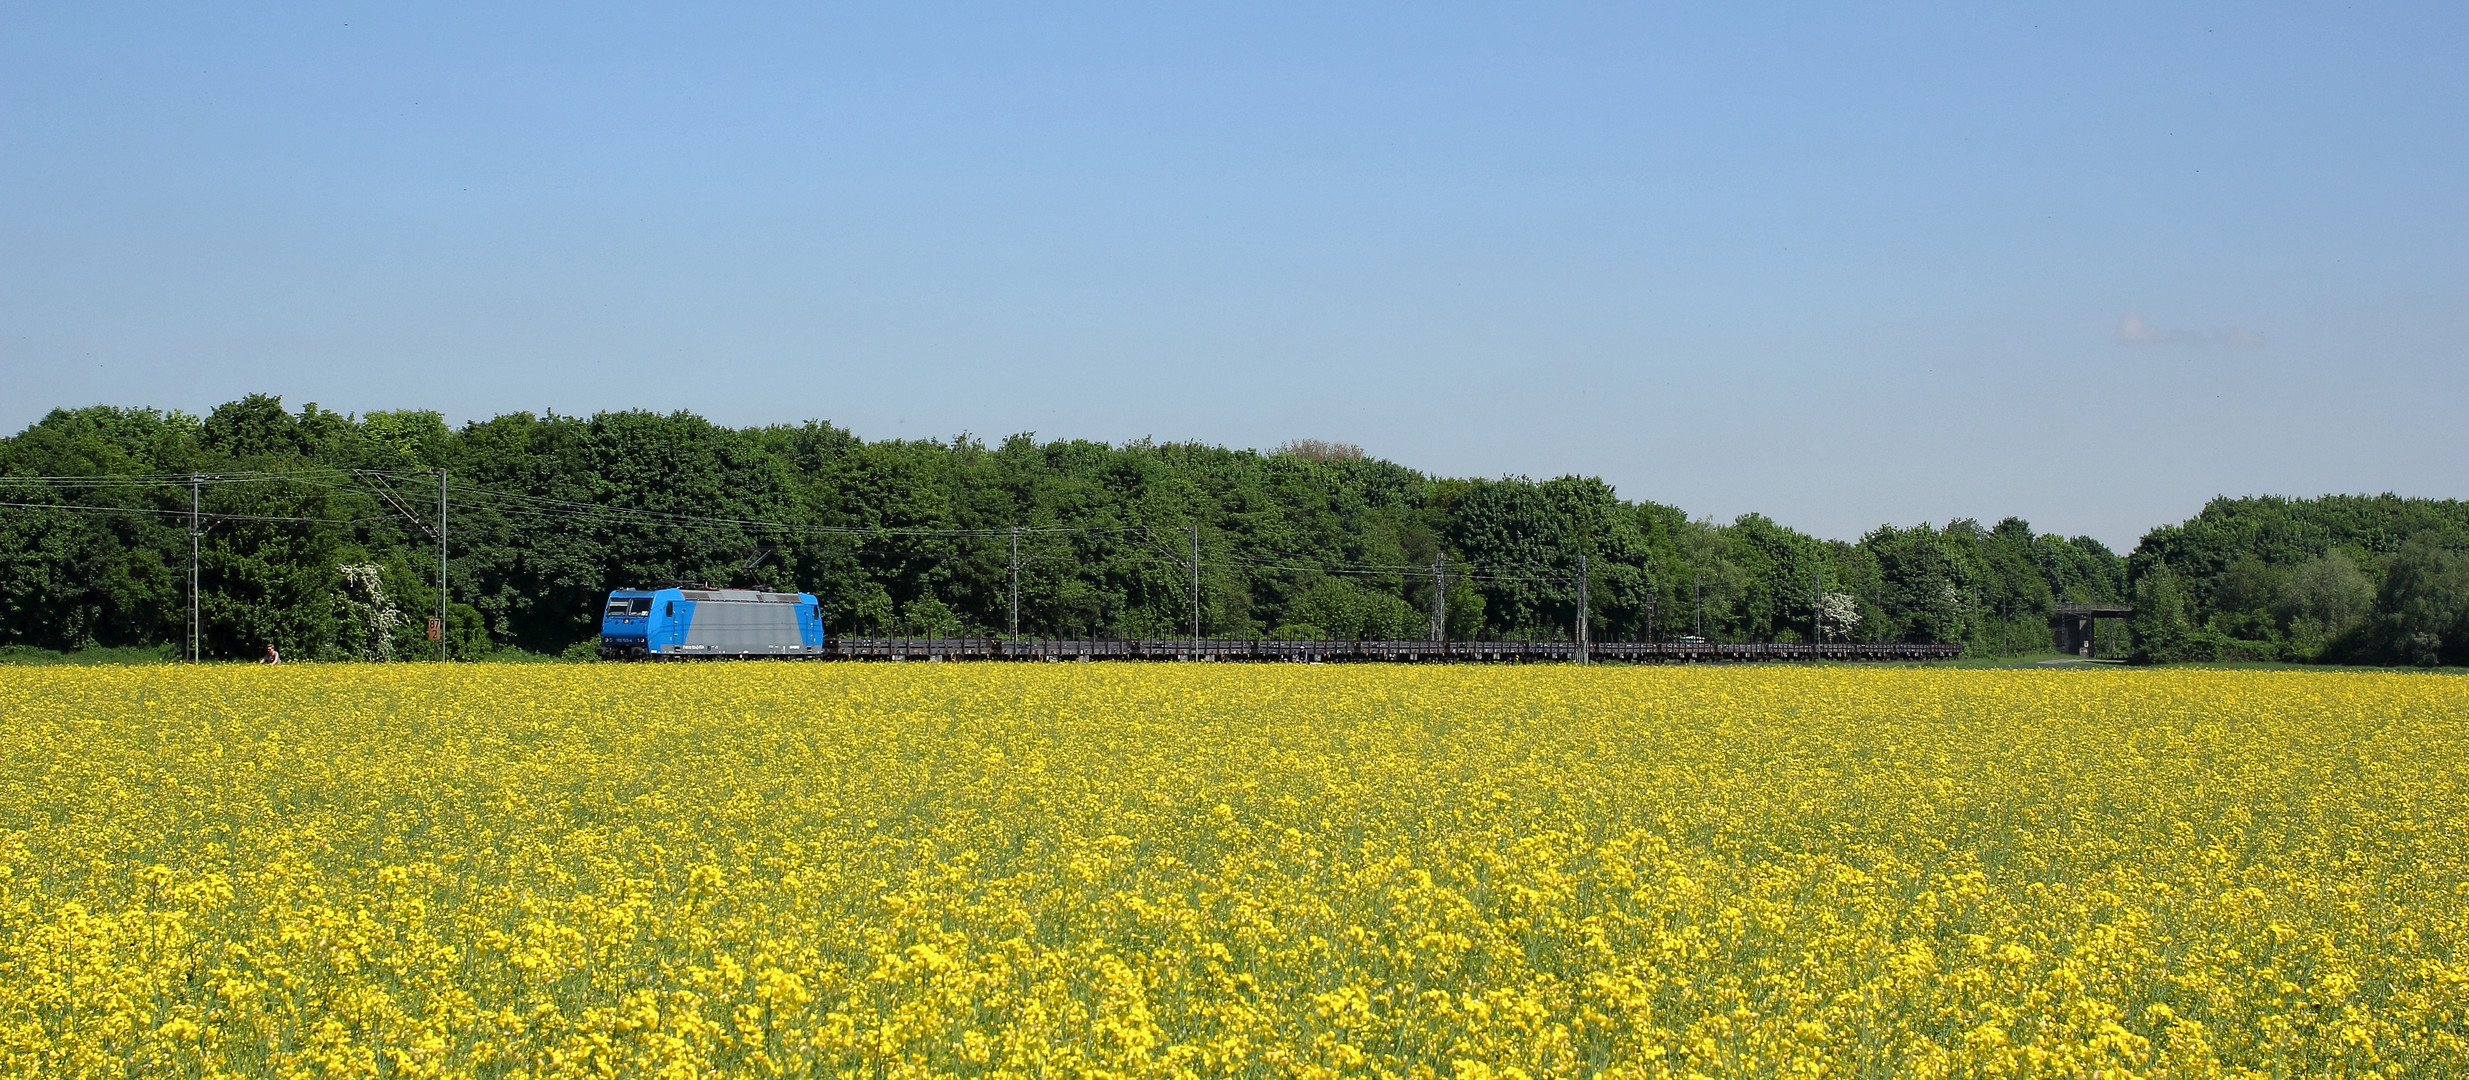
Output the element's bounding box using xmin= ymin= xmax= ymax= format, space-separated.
xmin=2048 ymin=603 xmax=2133 ymax=657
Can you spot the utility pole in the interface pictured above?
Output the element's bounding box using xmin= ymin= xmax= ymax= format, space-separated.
xmin=189 ymin=475 xmax=200 ymax=663
xmin=1190 ymin=524 xmax=1201 ymax=643
xmin=437 ymin=468 xmax=448 ymax=662
xmin=1813 ymin=571 xmax=1823 ymax=643
xmin=1640 ymin=558 xmax=1656 ymax=642
xmin=1430 ymin=554 xmax=1447 ymax=643
xmin=1693 ymin=572 xmax=1705 ymax=639
xmin=1009 ymin=527 xmax=1020 ymax=640
xmin=1574 ymin=553 xmax=1589 ymax=665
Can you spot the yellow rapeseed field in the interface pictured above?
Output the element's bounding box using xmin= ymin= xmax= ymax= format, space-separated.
xmin=0 ymin=664 xmax=2463 ymax=1078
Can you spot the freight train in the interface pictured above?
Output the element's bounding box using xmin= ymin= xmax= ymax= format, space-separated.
xmin=597 ymin=589 xmax=1966 ymax=662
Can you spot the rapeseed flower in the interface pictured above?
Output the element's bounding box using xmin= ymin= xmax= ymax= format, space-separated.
xmin=0 ymin=664 xmax=2461 ymax=1076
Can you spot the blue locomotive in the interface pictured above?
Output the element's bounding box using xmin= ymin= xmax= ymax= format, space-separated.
xmin=597 ymin=587 xmax=827 ymax=659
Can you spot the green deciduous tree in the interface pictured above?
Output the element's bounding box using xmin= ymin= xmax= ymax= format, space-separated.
xmin=3 ymin=397 xmax=2154 ymax=658
xmin=2352 ymin=536 xmax=2469 ymax=667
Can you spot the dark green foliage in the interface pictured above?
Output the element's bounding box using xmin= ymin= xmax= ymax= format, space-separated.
xmin=2348 ymin=537 xmax=2469 ymax=667
xmin=3 ymin=397 xmax=2155 ymax=659
xmin=2128 ymin=566 xmax=2214 ymax=663
xmin=2127 ymin=495 xmax=2469 ymax=664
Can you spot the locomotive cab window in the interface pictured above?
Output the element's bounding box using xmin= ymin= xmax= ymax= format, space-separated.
xmin=606 ymin=598 xmax=651 ymax=616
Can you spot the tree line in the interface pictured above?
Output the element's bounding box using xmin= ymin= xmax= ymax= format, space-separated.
xmin=1 ymin=396 xmax=2457 ymax=666
xmin=2128 ymin=495 xmax=2469 ymax=666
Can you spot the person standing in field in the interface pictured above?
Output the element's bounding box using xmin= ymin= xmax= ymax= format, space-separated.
xmin=260 ymin=644 xmax=281 ymax=664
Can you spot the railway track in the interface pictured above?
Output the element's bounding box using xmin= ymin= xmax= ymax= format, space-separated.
xmin=815 ymin=638 xmax=1964 ymax=663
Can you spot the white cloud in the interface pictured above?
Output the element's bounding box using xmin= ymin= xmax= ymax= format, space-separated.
xmin=2116 ymin=313 xmax=2264 ymax=348
xmin=2117 ymin=312 xmax=2200 ymax=345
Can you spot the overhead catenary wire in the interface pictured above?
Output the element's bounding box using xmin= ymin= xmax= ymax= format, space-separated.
xmin=8 ymin=471 xmax=1554 ymax=568
xmin=3 ymin=464 xmax=1943 ymax=657
xmin=0 ymin=499 xmax=369 ymax=525
xmin=1 ymin=483 xmax=1594 ymax=589
xmin=3 ymin=469 xmax=1145 ymax=541
xmin=420 ymin=477 xmax=1588 ymax=618
xmin=1204 ymin=553 xmax=1576 ymax=586
xmin=4 ymin=468 xmax=1627 ymax=641
xmin=440 ymin=481 xmax=1142 ymax=538
xmin=0 ymin=472 xmax=308 ymax=485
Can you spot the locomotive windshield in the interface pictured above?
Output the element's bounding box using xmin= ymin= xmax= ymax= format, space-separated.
xmin=605 ymin=597 xmax=652 ymax=616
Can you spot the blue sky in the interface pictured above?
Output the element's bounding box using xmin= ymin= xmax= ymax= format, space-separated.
xmin=3 ymin=2 xmax=2462 ymax=547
